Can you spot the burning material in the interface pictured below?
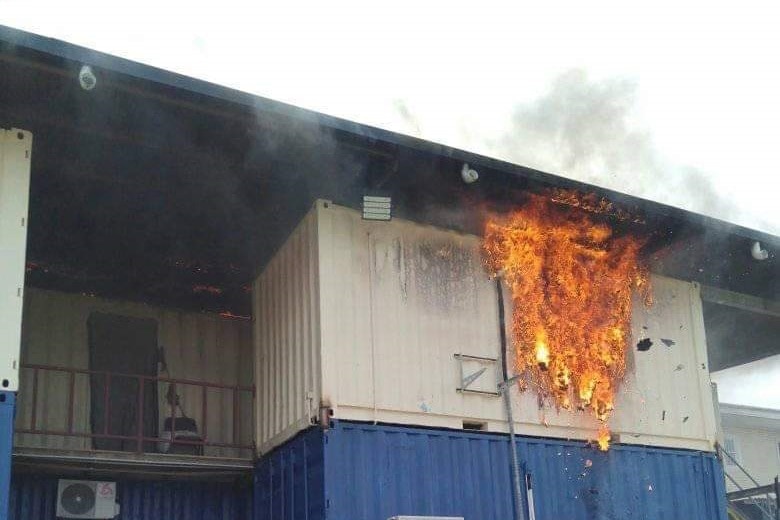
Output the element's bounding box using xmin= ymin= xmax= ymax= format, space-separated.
xmin=483 ymin=190 xmax=651 ymax=450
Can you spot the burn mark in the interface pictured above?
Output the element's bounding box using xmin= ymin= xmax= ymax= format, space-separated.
xmin=636 ymin=338 xmax=653 ymax=352
xmin=660 ymin=338 xmax=676 ymax=347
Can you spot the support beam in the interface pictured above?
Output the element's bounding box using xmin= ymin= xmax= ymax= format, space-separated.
xmin=726 ymin=483 xmax=777 ymax=501
xmin=701 ymin=284 xmax=780 ymax=318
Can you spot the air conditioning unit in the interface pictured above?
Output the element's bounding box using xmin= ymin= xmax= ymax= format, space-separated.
xmin=57 ymin=480 xmax=120 ymax=519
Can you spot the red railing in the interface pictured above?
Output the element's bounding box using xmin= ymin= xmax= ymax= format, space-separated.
xmin=15 ymin=363 xmax=254 ymax=457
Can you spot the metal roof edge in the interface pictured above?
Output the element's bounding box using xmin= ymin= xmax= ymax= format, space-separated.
xmin=1 ymin=23 xmax=778 ymax=246
xmin=719 ymin=402 xmax=780 ymax=420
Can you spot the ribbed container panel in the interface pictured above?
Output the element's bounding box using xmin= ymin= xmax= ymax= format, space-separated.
xmin=254 ymin=425 xmax=326 ymax=520
xmin=9 ymin=474 xmax=252 ymax=520
xmin=1 ymin=392 xmax=15 ymax=518
xmin=253 ymin=421 xmax=727 ymax=520
xmin=253 ymin=208 xmax=321 ymax=454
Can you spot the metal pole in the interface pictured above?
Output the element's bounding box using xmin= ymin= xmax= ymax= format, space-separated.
xmin=496 ymin=279 xmax=527 ymax=520
xmin=774 ymin=476 xmax=779 ymax=520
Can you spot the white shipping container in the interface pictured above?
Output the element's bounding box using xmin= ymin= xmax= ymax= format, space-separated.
xmin=253 ymin=200 xmax=718 ymax=454
xmin=0 ymin=128 xmax=32 ymax=393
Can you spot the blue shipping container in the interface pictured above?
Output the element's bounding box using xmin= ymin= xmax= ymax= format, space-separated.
xmin=255 ymin=421 xmax=727 ymax=520
xmin=9 ymin=473 xmax=252 ymax=520
xmin=0 ymin=392 xmax=14 ymax=519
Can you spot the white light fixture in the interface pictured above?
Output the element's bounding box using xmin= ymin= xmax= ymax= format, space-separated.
xmin=751 ymin=241 xmax=769 ymax=260
xmin=362 ymin=195 xmax=392 ymax=221
xmin=78 ymin=65 xmax=97 ymax=91
xmin=461 ymin=163 xmax=479 ymax=184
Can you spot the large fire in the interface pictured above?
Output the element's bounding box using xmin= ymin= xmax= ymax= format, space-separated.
xmin=483 ymin=190 xmax=651 ymax=450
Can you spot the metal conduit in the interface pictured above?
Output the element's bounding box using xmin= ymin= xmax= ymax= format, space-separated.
xmin=496 ymin=278 xmax=527 ymax=520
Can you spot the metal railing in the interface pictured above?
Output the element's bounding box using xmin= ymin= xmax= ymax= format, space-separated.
xmin=14 ymin=363 xmax=254 ymax=457
xmin=717 ymin=442 xmax=779 ymax=520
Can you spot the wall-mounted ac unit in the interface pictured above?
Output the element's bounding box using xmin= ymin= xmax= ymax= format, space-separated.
xmin=57 ymin=480 xmax=120 ymax=519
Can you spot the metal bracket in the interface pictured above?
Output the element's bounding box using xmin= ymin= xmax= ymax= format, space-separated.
xmin=454 ymin=354 xmax=500 ymax=396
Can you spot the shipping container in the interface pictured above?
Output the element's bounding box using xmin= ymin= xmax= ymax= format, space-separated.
xmin=253 ymin=201 xmax=718 ymax=454
xmin=14 ymin=289 xmax=254 ymax=457
xmin=8 ymin=473 xmax=252 ymax=520
xmin=0 ymin=128 xmax=32 ymax=394
xmin=255 ymin=420 xmax=727 ymax=520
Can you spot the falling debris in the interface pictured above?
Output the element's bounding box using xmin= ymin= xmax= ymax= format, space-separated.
xmin=683 ymin=416 xmax=689 ymax=423
xmin=585 ymin=459 xmax=593 ymax=468
xmin=662 ymin=410 xmax=666 ymax=421
xmin=675 ymin=364 xmax=685 ymax=372
xmin=637 ymin=338 xmax=653 ymax=352
xmin=660 ymin=338 xmax=676 ymax=347
xmin=484 ymin=189 xmax=651 ymax=449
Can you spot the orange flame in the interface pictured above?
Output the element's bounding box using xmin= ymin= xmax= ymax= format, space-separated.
xmin=597 ymin=424 xmax=611 ymax=451
xmin=483 ymin=190 xmax=651 ymax=448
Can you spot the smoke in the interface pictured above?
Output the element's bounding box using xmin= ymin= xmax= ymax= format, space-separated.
xmin=485 ymin=69 xmax=762 ymax=231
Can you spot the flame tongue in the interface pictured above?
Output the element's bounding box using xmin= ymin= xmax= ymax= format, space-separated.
xmin=484 ymin=190 xmax=650 ymax=448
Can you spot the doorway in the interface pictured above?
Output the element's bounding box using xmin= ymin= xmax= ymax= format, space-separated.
xmin=88 ymin=313 xmax=159 ymax=452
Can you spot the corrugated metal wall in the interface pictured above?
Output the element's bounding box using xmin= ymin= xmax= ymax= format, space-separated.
xmin=254 ymin=423 xmax=326 ymax=520
xmin=253 ymin=208 xmax=321 ymax=454
xmin=15 ymin=289 xmax=254 ymax=457
xmin=254 ymin=421 xmax=728 ymax=520
xmin=0 ymin=392 xmax=14 ymax=517
xmin=9 ymin=473 xmax=252 ymax=520
xmin=254 ymin=201 xmax=717 ymax=454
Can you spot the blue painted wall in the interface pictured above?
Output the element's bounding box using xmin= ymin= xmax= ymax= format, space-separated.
xmin=255 ymin=421 xmax=728 ymax=520
xmin=9 ymin=474 xmax=252 ymax=520
xmin=0 ymin=392 xmax=14 ymax=520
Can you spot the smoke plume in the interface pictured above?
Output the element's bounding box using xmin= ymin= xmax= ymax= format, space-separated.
xmin=481 ymin=69 xmax=775 ymax=233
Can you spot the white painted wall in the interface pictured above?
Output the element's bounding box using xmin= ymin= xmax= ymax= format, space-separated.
xmin=254 ymin=200 xmax=719 ymax=454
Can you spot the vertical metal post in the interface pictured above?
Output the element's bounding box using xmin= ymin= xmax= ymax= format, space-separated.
xmin=496 ymin=278 xmax=528 ymax=520
xmin=774 ymin=476 xmax=779 ymax=520
xmin=137 ymin=376 xmax=145 ymax=453
xmin=169 ymin=383 xmax=176 ymax=450
xmin=103 ymin=372 xmax=110 ymax=436
xmin=67 ymin=371 xmax=75 ymax=434
xmin=233 ymin=386 xmax=240 ymax=447
xmin=201 ymin=385 xmax=208 ymax=441
xmin=30 ymin=368 xmax=38 ymax=431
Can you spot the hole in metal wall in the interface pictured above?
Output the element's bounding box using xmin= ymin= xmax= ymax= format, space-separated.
xmin=462 ymin=421 xmax=486 ymax=431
